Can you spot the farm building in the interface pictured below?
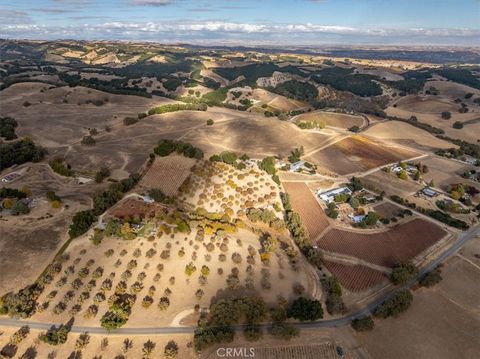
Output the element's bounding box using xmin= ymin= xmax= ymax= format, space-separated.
xmin=1 ymin=172 xmax=20 ymax=183
xmin=289 ymin=161 xmax=306 ymax=172
xmin=318 ymin=187 xmax=353 ymax=203
xmin=422 ymin=187 xmax=439 ymax=198
xmin=348 ymin=214 xmax=365 ymax=223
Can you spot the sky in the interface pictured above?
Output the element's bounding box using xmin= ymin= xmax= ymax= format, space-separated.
xmin=0 ymin=0 xmax=479 ymax=46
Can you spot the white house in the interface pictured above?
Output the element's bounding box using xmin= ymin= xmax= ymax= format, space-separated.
xmin=289 ymin=161 xmax=306 ymax=172
xmin=318 ymin=187 xmax=353 ymax=203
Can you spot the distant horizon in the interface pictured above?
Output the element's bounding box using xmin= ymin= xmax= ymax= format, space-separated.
xmin=2 ymin=38 xmax=480 ymax=50
xmin=0 ymin=0 xmax=479 ymax=46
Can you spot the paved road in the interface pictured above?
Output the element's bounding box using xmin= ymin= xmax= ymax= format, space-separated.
xmin=0 ymin=224 xmax=479 ymax=335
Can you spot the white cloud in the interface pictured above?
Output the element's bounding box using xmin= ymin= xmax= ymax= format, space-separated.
xmin=1 ymin=20 xmax=479 ymax=46
xmin=130 ymin=0 xmax=175 ymax=6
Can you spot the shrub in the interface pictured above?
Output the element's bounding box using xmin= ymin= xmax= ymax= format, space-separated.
xmin=244 ymin=324 xmax=262 ymax=341
xmin=419 ymin=266 xmax=443 ymax=287
xmin=288 ymin=297 xmax=323 ymax=321
xmin=351 ymin=316 xmax=375 ymax=331
xmin=164 ymin=340 xmax=179 ymax=359
xmin=270 ymin=323 xmax=299 ymax=339
xmin=39 ymin=324 xmax=70 ymax=345
xmin=390 ymin=262 xmax=419 ymax=285
xmin=374 ymin=290 xmax=413 ymax=318
xmin=158 ymin=297 xmax=170 ymax=310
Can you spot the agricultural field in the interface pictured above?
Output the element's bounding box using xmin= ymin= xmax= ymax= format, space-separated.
xmin=307 ymin=135 xmax=419 ymax=175
xmin=179 ymin=160 xmax=282 ymax=216
xmin=318 ymin=218 xmax=448 ymax=267
xmin=294 ymin=111 xmax=365 ymax=130
xmin=372 ymin=202 xmax=405 ymax=219
xmin=282 ymin=182 xmax=330 ymax=240
xmin=356 ymin=238 xmax=480 ymax=359
xmin=361 ymin=170 xmax=423 ymax=197
xmin=26 ymin=209 xmax=313 ymax=328
xmin=139 ymin=154 xmax=197 ymax=196
xmin=322 ymin=260 xmax=388 ymax=292
xmin=364 ymin=121 xmax=454 ymax=150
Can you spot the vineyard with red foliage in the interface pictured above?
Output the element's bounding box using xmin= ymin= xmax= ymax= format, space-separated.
xmin=323 ymin=260 xmax=388 ymax=292
xmin=283 ymin=182 xmax=330 ymax=239
xmin=319 ymin=218 xmax=447 ymax=267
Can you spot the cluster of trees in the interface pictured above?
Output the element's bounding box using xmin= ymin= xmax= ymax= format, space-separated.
xmin=49 ymin=158 xmax=73 ymax=177
xmin=436 ymin=136 xmax=480 ymax=159
xmin=280 ymin=192 xmax=322 ymax=267
xmin=201 ymin=87 xmax=228 ymax=106
xmin=258 ymin=156 xmax=280 ymax=185
xmin=389 ymin=194 xmax=469 ymax=230
xmin=209 ymin=151 xmax=245 ymax=166
xmin=213 ymin=63 xmax=303 ymax=83
xmin=0 ymin=283 xmax=43 ymax=318
xmin=123 ymin=117 xmax=139 ymax=126
xmin=94 ymin=166 xmax=110 ymax=183
xmin=59 ymin=72 xmax=152 ymax=98
xmin=296 ymin=120 xmax=326 ymax=130
xmin=194 ymin=297 xmax=269 ymax=351
xmin=313 ymin=68 xmax=382 ymax=97
xmin=269 ymin=80 xmax=319 ymax=102
xmin=424 ymin=209 xmax=469 ymax=230
xmin=287 ymin=297 xmax=323 ymax=321
xmin=163 ymin=77 xmax=183 ymax=92
xmin=0 ymin=187 xmax=27 ymax=200
xmin=419 ymin=266 xmax=443 ymax=287
xmin=39 ymin=323 xmax=71 ymax=345
xmin=147 ymin=103 xmax=207 ymax=116
xmin=321 ymin=277 xmax=347 ymax=315
xmin=0 ymin=138 xmax=46 ymax=171
xmin=0 ymin=117 xmax=18 ymax=140
xmin=313 ymin=93 xmax=387 ymax=118
xmin=436 ymin=68 xmax=480 ymax=90
xmin=148 ymin=188 xmax=174 ymax=204
xmin=288 ymin=146 xmax=304 ymax=163
xmin=202 ymin=77 xmax=221 ymax=90
xmin=390 ymin=262 xmax=419 ymax=285
xmin=154 ymin=139 xmax=204 ymax=159
xmin=351 ymin=316 xmax=375 ymax=332
xmin=113 ymin=60 xmax=195 ymax=80
xmin=68 ymin=210 xmax=96 ymax=239
xmin=81 ymin=135 xmax=96 ymax=146
xmin=374 ymin=290 xmax=413 ymax=318
xmin=92 ymin=173 xmax=141 ymax=215
xmin=246 ymin=208 xmax=284 ymax=230
xmin=101 ymin=293 xmax=135 ymax=330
